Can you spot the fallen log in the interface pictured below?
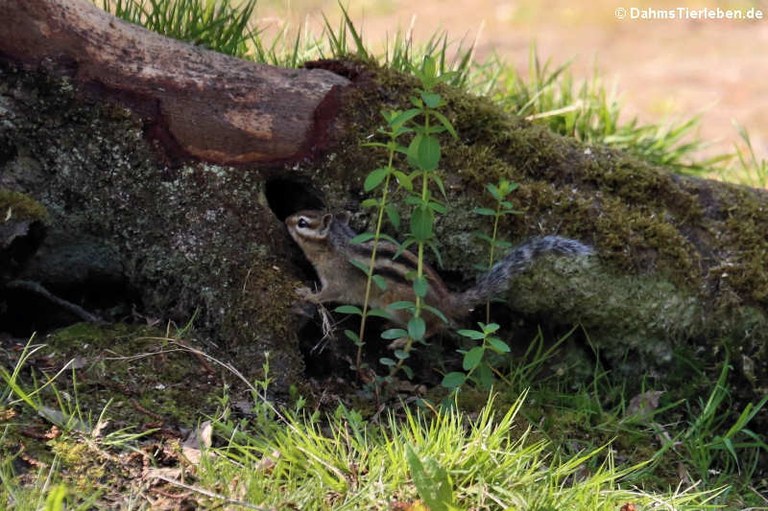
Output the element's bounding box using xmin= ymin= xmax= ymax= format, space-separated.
xmin=0 ymin=0 xmax=350 ymax=164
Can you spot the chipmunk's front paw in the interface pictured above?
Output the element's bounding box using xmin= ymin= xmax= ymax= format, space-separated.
xmin=386 ymin=337 xmax=408 ymax=350
xmin=295 ymin=286 xmax=318 ymax=302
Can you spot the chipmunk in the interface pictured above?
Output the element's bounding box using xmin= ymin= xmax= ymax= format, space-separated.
xmin=286 ymin=210 xmax=593 ymax=336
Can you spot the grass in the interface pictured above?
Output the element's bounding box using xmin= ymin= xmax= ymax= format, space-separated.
xmin=102 ymin=0 xmax=260 ymax=58
xmin=474 ymin=48 xmax=730 ymax=176
xmin=2 ymin=337 xmax=748 ymax=509
xmin=200 ymin=391 xmax=726 ymax=510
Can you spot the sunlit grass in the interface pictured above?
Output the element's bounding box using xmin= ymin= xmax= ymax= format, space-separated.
xmin=192 ymin=392 xmax=726 ymax=510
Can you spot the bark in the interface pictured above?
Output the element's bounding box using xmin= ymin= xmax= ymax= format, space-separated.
xmin=0 ymin=0 xmax=350 ymax=165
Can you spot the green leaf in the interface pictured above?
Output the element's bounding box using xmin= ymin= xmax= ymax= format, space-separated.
xmin=420 ymin=55 xmax=438 ymax=84
xmin=463 ymin=346 xmax=485 ymax=371
xmin=394 ymin=349 xmax=410 ymax=360
xmin=432 ymin=174 xmax=448 ymax=198
xmin=406 ymin=444 xmax=455 ymax=511
xmin=421 ymin=91 xmax=441 ymax=109
xmin=432 ymin=111 xmax=457 ymax=138
xmin=441 ymin=371 xmax=466 ymax=389
xmin=408 ymin=316 xmax=426 ymax=341
xmin=410 ymin=96 xmax=424 ymax=109
xmin=427 ymin=241 xmax=444 ymax=268
xmin=426 ymin=125 xmax=448 ymax=135
xmin=428 ymin=200 xmax=447 ymax=214
xmin=457 ymin=329 xmax=485 ymax=340
xmin=379 ymin=357 xmax=396 ymax=367
xmin=473 ymin=207 xmax=496 ymax=216
xmin=378 ymin=233 xmax=401 ymax=245
xmin=422 ymin=304 xmax=448 ymax=323
xmin=361 ymin=198 xmax=380 ymax=208
xmin=344 ymin=329 xmax=361 ymax=345
xmin=389 ymin=108 xmax=422 ymax=129
xmin=364 ymin=167 xmax=389 ymax=191
xmin=475 ymin=363 xmax=495 ymax=389
xmin=410 ymin=206 xmax=434 ymax=242
xmin=384 ymin=204 xmax=401 ymax=229
xmin=393 ymin=171 xmax=413 ymax=192
xmin=44 ymin=485 xmax=68 ymax=511
xmin=404 ymin=195 xmax=424 ymax=206
xmin=367 ymin=308 xmax=392 ymax=319
xmin=348 ymin=259 xmax=372 ymax=275
xmin=408 ymin=134 xmax=441 ymax=171
xmin=381 ymin=328 xmax=408 ymax=340
xmin=401 ymin=364 xmax=414 ymax=379
xmin=371 ymin=274 xmax=388 ymax=291
xmin=388 ymin=301 xmax=415 ymax=311
xmin=473 ymin=232 xmax=494 ymax=244
xmin=335 ymin=305 xmax=363 ymax=315
xmin=481 ymin=322 xmax=501 ymax=334
xmin=350 ymin=232 xmax=374 ymax=244
xmin=362 ymin=141 xmax=389 ymax=149
xmin=486 ymin=183 xmax=501 ymax=200
xmin=413 ymin=276 xmax=429 ymax=298
xmin=487 ymin=337 xmax=511 ymax=354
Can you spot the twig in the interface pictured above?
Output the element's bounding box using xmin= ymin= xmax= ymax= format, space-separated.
xmin=151 ymin=474 xmax=270 ymax=510
xmin=6 ymin=279 xmax=105 ymax=324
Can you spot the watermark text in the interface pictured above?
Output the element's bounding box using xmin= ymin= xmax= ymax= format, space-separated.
xmin=615 ymin=6 xmax=764 ymax=21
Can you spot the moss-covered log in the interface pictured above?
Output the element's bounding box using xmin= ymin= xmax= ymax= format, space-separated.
xmin=0 ymin=34 xmax=766 ymax=409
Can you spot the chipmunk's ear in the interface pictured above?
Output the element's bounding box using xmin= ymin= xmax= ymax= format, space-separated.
xmin=335 ymin=211 xmax=352 ymax=225
xmin=319 ymin=213 xmax=333 ymax=235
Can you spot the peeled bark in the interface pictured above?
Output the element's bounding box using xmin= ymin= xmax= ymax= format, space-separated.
xmin=0 ymin=0 xmax=350 ymax=164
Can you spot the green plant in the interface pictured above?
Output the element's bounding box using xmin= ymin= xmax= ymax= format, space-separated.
xmin=337 ymin=110 xmax=412 ymax=378
xmin=335 ymin=55 xmax=457 ymax=384
xmin=473 ymin=178 xmax=521 ymax=322
xmin=379 ymin=56 xmax=457 ymax=380
xmin=200 ymin=391 xmax=725 ymax=509
xmin=649 ymin=362 xmax=768 ymax=486
xmin=442 ymin=322 xmax=511 ymax=391
xmin=405 ymin=443 xmax=457 ymax=511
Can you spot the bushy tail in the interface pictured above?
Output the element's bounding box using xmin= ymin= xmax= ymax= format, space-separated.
xmin=458 ymin=235 xmax=594 ymax=306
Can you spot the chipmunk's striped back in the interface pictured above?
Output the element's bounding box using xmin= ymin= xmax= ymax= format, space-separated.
xmin=286 ymin=210 xmax=593 ymax=336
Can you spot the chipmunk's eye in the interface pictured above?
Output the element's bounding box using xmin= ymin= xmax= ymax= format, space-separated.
xmin=297 ymin=218 xmax=309 ymax=228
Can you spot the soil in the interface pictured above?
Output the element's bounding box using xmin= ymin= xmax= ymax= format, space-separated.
xmin=259 ymin=0 xmax=768 ymax=172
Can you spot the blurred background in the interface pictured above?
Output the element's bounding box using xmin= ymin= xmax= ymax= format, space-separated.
xmin=254 ymin=0 xmax=768 ymax=180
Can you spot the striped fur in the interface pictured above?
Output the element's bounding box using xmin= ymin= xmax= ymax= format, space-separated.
xmin=286 ymin=210 xmax=593 ymax=333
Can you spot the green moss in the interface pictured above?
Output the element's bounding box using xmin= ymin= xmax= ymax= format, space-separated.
xmin=718 ymin=186 xmax=768 ymax=305
xmin=40 ymin=323 xmax=232 ymax=426
xmin=221 ymin=250 xmax=306 ymax=389
xmin=0 ymin=188 xmax=48 ymax=223
xmin=49 ymin=440 xmax=108 ymax=493
xmin=293 ymin=61 xmax=768 ymax=396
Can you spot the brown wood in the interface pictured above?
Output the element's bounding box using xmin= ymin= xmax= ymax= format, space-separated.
xmin=0 ymin=0 xmax=350 ymax=165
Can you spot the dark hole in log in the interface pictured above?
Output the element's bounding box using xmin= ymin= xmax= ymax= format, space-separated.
xmin=265 ymin=177 xmax=324 ymax=221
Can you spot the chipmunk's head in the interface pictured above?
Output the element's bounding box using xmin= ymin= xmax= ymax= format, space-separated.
xmin=286 ymin=210 xmax=330 ymax=244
